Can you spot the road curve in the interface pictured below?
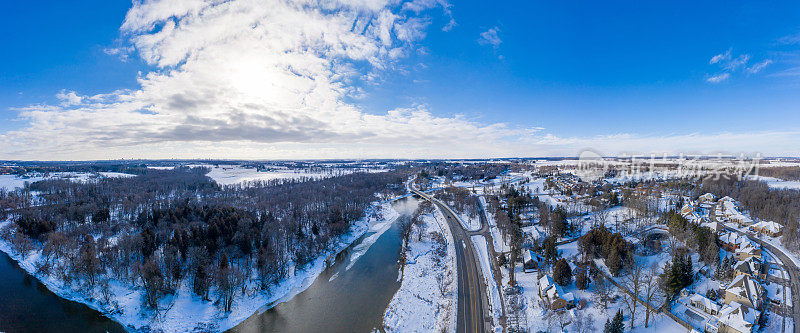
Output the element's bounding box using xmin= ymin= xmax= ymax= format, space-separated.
xmin=724 ymin=226 xmax=800 ymax=333
xmin=412 ymin=188 xmax=490 ymax=333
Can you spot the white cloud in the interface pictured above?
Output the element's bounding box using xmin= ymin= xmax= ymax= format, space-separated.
xmin=778 ymin=32 xmax=800 ymax=45
xmin=3 ymin=1 xmax=797 ymax=160
xmin=706 ymin=72 xmax=730 ymax=83
xmin=55 ymin=90 xmax=84 ymax=106
xmin=1 ymin=0 xmax=533 ymax=160
xmin=478 ymin=26 xmax=502 ymax=49
xmin=706 ymin=48 xmax=771 ymax=83
xmin=709 ymin=49 xmax=731 ymax=64
xmin=746 ymin=59 xmax=772 ymax=74
xmin=402 ymin=0 xmax=455 ymax=31
xmin=724 ymin=54 xmax=750 ymax=71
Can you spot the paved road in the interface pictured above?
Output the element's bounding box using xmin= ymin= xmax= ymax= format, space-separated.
xmin=412 ymin=188 xmax=490 ymax=333
xmin=723 ymin=226 xmax=800 ymax=333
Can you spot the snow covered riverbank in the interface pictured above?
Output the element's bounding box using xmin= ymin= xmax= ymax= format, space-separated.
xmin=383 ymin=205 xmax=457 ymax=332
xmin=0 ymin=201 xmax=398 ymax=332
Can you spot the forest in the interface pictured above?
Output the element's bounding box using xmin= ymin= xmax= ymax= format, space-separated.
xmin=0 ymin=166 xmax=405 ymax=311
xmin=758 ymin=166 xmax=800 ymax=181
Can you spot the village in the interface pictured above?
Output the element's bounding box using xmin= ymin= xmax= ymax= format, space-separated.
xmin=420 ymin=160 xmax=798 ymax=333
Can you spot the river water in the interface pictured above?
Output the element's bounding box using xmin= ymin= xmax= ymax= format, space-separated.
xmin=0 ymin=251 xmax=126 ymax=332
xmin=230 ymin=197 xmax=418 ymax=333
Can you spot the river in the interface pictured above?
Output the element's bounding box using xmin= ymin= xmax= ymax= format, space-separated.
xmin=230 ymin=197 xmax=419 ymax=333
xmin=0 ymin=251 xmax=126 ymax=332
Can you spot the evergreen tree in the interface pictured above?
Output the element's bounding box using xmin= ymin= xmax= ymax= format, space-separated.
xmin=605 ymin=310 xmax=624 ymax=333
xmin=553 ymin=258 xmax=573 ymax=286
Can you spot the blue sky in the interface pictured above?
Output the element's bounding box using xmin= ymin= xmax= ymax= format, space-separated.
xmin=2 ymin=0 xmax=800 ymax=159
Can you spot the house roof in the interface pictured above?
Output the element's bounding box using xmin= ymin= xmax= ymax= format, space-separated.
xmin=726 ymin=275 xmax=764 ymax=309
xmin=733 ymin=258 xmax=759 ymax=276
xmin=719 ymin=302 xmax=759 ymax=333
xmin=689 ymin=293 xmax=721 ymax=313
xmin=699 ymin=193 xmax=716 ymax=201
xmin=701 ymin=221 xmax=721 ymax=231
xmin=753 ymin=220 xmax=783 ymax=233
xmin=720 ymin=232 xmax=757 ymax=253
xmin=539 ymin=275 xmax=554 ymax=293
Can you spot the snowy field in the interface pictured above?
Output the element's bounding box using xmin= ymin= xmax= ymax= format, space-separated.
xmin=383 ymin=205 xmax=457 ymax=332
xmin=0 ymin=172 xmax=135 ymax=191
xmin=0 ymin=201 xmax=399 ymax=332
xmin=748 ymin=175 xmax=800 ymax=190
xmin=205 ymin=165 xmax=344 ymax=186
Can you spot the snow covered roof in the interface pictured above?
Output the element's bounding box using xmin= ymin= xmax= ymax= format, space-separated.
xmin=700 ymin=193 xmax=716 ymax=201
xmin=752 ymin=220 xmax=783 ymax=233
xmin=539 ymin=275 xmax=554 ymax=293
xmin=523 ymin=249 xmax=533 ymax=262
xmin=720 ymin=232 xmax=756 ymax=251
xmin=726 ymin=275 xmax=764 ymax=308
xmin=700 ymin=221 xmax=721 ymax=232
xmin=719 ymin=302 xmax=759 ymax=333
xmin=689 ymin=293 xmax=720 ymax=313
xmin=733 ymin=258 xmax=759 ymax=276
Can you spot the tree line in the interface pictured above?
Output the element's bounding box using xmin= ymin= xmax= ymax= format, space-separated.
xmin=0 ymin=167 xmax=405 ymax=312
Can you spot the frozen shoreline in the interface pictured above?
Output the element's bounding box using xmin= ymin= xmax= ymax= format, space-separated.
xmin=0 ymin=201 xmax=398 ymax=332
xmin=382 ymin=205 xmax=457 ymax=332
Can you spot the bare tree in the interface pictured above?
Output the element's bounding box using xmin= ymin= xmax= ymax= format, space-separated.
xmin=593 ymin=273 xmax=611 ymax=309
xmin=556 ymin=310 xmax=571 ymax=331
xmin=622 ymin=256 xmax=646 ymax=330
xmin=643 ymin=263 xmax=664 ymax=328
xmin=592 ymin=205 xmax=608 ymax=229
xmin=573 ymin=311 xmax=596 ymax=333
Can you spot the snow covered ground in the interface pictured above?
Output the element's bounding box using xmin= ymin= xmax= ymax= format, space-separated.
xmin=0 ymin=201 xmax=398 ymax=332
xmin=508 ymin=260 xmax=684 ymax=333
xmin=748 ymin=175 xmax=800 ymax=190
xmin=0 ymin=172 xmax=136 ymax=191
xmin=205 ymin=165 xmax=340 ymax=186
xmin=501 ymin=227 xmax=681 ymax=333
xmin=458 ymin=212 xmax=481 ymax=231
xmin=383 ymin=205 xmax=457 ymax=332
xmin=471 ymin=235 xmax=502 ymax=332
xmin=0 ymin=174 xmax=46 ymax=190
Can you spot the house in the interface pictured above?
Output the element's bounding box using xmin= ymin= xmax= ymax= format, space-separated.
xmin=751 ymin=221 xmax=783 ymax=237
xmin=538 ymin=275 xmax=575 ymax=310
xmin=719 ymin=232 xmax=761 ymax=260
xmin=718 ymin=302 xmax=760 ymax=333
xmin=733 ymin=257 xmax=764 ymax=280
xmin=539 ymin=275 xmax=554 ymax=299
xmin=699 ymin=193 xmax=716 ymax=203
xmin=681 ymin=202 xmax=697 ymax=216
xmin=718 ymin=198 xmax=754 ymax=227
xmin=701 ymin=221 xmax=724 ymax=233
xmin=723 ymin=275 xmax=764 ymax=310
xmin=689 ymin=293 xmax=721 ymax=316
xmin=705 ymin=317 xmax=721 ymax=333
xmin=523 ymin=249 xmax=538 ymax=272
xmin=730 ymin=214 xmax=754 ymax=228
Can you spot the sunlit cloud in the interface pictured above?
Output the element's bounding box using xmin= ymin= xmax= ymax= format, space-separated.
xmin=1 ymin=0 xmax=528 ymax=160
